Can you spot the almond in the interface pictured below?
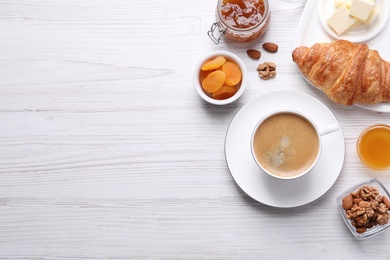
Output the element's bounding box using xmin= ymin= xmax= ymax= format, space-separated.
xmin=246 ymin=49 xmax=261 ymax=59
xmin=342 ymin=194 xmax=353 ymax=210
xmin=382 ymin=196 xmax=390 ymax=209
xmin=356 ymin=227 xmax=367 ymax=234
xmin=359 ymin=201 xmax=371 ymax=208
xmin=262 ymin=42 xmax=278 ymax=53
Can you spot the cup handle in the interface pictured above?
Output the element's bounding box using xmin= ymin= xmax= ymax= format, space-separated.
xmin=319 ymin=123 xmax=340 ymax=136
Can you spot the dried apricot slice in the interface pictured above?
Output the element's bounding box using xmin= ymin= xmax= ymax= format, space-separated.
xmin=199 ymin=70 xmax=212 ymax=83
xmin=202 ymin=70 xmax=226 ymax=93
xmin=212 ymin=85 xmax=237 ymax=100
xmin=201 ymin=56 xmax=226 ymax=71
xmin=222 ymin=61 xmax=242 ymax=86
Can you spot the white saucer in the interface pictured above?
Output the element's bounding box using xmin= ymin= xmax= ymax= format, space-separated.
xmin=225 ymin=90 xmax=345 ymax=208
xmin=318 ymin=0 xmax=389 ymax=42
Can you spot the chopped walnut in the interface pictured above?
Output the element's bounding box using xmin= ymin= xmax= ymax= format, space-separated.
xmin=379 ymin=203 xmax=388 ymax=214
xmin=377 ymin=212 xmax=390 ymax=225
xmin=372 ymin=200 xmax=379 ymax=210
xmin=257 ymin=62 xmax=276 ymax=80
xmin=366 ymin=207 xmax=375 ymax=218
xmin=355 ymin=215 xmax=368 ymax=227
xmin=360 ymin=186 xmax=379 ymax=200
xmin=342 ymin=185 xmax=390 ymax=234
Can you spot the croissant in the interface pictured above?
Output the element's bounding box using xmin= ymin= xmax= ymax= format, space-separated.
xmin=292 ymin=40 xmax=390 ymax=105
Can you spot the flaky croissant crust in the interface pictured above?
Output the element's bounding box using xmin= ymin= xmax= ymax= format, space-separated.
xmin=292 ymin=40 xmax=390 ymax=105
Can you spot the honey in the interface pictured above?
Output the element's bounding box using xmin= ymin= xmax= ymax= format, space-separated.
xmin=357 ymin=125 xmax=390 ymax=170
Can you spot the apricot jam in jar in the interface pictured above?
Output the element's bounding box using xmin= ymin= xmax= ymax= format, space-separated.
xmin=357 ymin=124 xmax=390 ymax=170
xmin=208 ymin=0 xmax=270 ymax=44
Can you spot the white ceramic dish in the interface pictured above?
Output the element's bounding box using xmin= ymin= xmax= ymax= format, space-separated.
xmin=225 ymin=90 xmax=345 ymax=208
xmin=294 ymin=0 xmax=390 ymax=113
xmin=193 ymin=51 xmax=247 ymax=105
xmin=318 ymin=0 xmax=389 ymax=42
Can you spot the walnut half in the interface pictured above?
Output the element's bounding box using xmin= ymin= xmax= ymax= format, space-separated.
xmin=257 ymin=62 xmax=276 ymax=80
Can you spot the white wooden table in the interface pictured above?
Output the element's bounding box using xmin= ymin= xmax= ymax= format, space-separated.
xmin=1 ymin=0 xmax=390 ymax=259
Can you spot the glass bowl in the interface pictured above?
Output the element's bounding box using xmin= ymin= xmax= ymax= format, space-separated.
xmin=336 ymin=178 xmax=390 ymax=240
xmin=356 ymin=124 xmax=390 ymax=170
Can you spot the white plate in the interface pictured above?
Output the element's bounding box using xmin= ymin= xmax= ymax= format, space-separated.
xmin=294 ymin=0 xmax=390 ymax=113
xmin=318 ymin=0 xmax=389 ymax=42
xmin=225 ymin=90 xmax=345 ymax=208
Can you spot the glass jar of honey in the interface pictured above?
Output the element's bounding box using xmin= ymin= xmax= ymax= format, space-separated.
xmin=208 ymin=0 xmax=271 ymax=44
xmin=357 ymin=124 xmax=390 ymax=170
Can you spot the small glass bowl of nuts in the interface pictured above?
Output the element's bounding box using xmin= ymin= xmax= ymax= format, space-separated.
xmin=336 ymin=178 xmax=390 ymax=240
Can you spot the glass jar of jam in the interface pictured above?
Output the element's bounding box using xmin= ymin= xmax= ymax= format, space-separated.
xmin=208 ymin=0 xmax=271 ymax=44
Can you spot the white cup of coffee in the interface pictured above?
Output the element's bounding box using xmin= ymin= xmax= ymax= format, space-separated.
xmin=250 ymin=110 xmax=338 ymax=180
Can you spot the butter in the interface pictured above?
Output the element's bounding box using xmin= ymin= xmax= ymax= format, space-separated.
xmin=363 ymin=4 xmax=379 ymax=25
xmin=350 ymin=0 xmax=375 ymax=21
xmin=327 ymin=5 xmax=357 ymax=35
xmin=335 ymin=0 xmax=353 ymax=8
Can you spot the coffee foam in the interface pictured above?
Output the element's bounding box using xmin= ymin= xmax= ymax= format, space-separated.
xmin=265 ymin=136 xmax=293 ymax=168
xmin=263 ymin=134 xmax=308 ymax=177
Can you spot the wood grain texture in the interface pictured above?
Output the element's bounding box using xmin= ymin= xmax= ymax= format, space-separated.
xmin=1 ymin=0 xmax=390 ymax=259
